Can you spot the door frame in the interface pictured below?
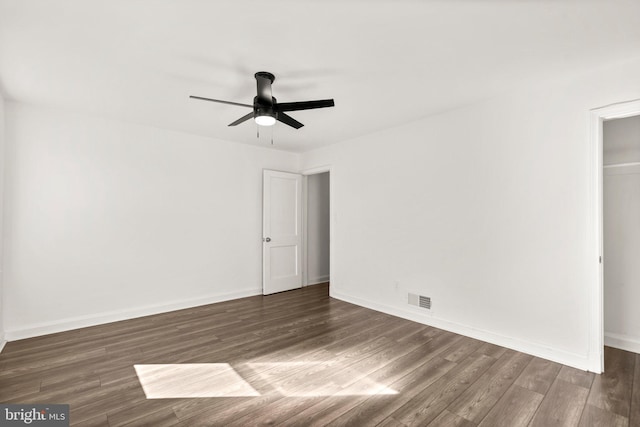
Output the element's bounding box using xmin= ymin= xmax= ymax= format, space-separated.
xmin=301 ymin=165 xmax=332 ymax=289
xmin=588 ymin=98 xmax=640 ymax=373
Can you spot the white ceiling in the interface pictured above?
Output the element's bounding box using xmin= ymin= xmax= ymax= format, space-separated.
xmin=1 ymin=0 xmax=639 ymax=152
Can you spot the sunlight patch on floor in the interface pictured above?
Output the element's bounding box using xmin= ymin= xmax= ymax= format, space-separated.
xmin=134 ymin=364 xmax=260 ymax=399
xmin=247 ymin=362 xmax=398 ymax=397
xmin=134 ymin=362 xmax=398 ymax=399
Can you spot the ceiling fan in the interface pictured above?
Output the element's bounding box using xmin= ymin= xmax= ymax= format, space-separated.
xmin=190 ymin=71 xmax=335 ymax=129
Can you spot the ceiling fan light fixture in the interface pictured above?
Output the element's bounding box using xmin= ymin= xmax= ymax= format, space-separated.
xmin=255 ymin=114 xmax=276 ymax=126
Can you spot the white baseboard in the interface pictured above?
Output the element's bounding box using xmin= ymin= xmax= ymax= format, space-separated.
xmin=330 ymin=290 xmax=591 ymax=372
xmin=308 ymin=275 xmax=330 ymax=286
xmin=605 ymin=332 xmax=640 ymax=354
xmin=0 ymin=338 xmax=6 ymax=354
xmin=5 ymin=287 xmax=262 ymax=341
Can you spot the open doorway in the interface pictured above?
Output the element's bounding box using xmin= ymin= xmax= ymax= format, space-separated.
xmin=603 ymin=116 xmax=640 ymax=357
xmin=589 ymin=99 xmax=640 ymax=373
xmin=304 ymin=170 xmax=330 ymax=292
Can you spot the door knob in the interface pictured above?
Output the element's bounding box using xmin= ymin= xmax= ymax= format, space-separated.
xmin=264 ymin=237 xmax=271 ymax=242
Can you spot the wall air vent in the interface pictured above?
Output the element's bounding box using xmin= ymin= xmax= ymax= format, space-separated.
xmin=408 ymin=293 xmax=431 ymax=310
xmin=419 ymin=295 xmax=431 ymax=309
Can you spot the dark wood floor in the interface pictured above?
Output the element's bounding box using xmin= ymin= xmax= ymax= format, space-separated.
xmin=1 ymin=283 xmax=638 ymax=426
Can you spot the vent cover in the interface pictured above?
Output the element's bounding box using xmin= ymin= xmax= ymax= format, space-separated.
xmin=419 ymin=295 xmax=431 ymax=309
xmin=408 ymin=293 xmax=431 ymax=310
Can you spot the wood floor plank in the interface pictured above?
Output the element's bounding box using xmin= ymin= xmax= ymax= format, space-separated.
xmin=162 ymin=305 xmax=369 ymax=366
xmin=631 ymin=353 xmax=640 ymax=427
xmin=0 ymin=347 xmax=107 ymax=381
xmin=578 ymin=404 xmax=628 ymax=427
xmin=396 ymin=324 xmax=440 ymax=345
xmin=427 ymin=410 xmax=476 ymax=427
xmin=363 ymin=331 xmax=463 ymax=386
xmin=325 ymin=355 xmax=459 ymax=426
xmin=377 ymin=417 xmax=409 ymax=427
xmin=447 ymin=350 xmax=532 ymax=423
xmin=66 ymin=380 xmax=149 ymax=425
xmin=182 ymin=344 xmax=458 ymax=425
xmin=282 ymin=395 xmax=371 ymax=427
xmin=236 ymin=337 xmax=426 ymax=425
xmin=0 ymin=378 xmax=41 ymax=401
xmin=387 ymin=353 xmax=497 ymax=426
xmin=474 ymin=342 xmax=508 ymax=359
xmin=70 ymin=414 xmax=109 ymax=427
xmin=174 ymin=395 xmax=281 ymax=426
xmin=172 ymin=397 xmax=254 ymax=426
xmin=109 ymin=404 xmax=181 ymax=427
xmin=514 ymin=356 xmax=562 ymax=394
xmin=1 ymin=283 xmax=637 ymax=427
xmin=226 ymin=397 xmax=327 ymax=427
xmin=557 ymin=365 xmax=595 ymax=390
xmin=443 ymin=336 xmax=483 ymax=363
xmin=477 ymin=384 xmax=543 ymax=427
xmin=528 ymin=378 xmax=590 ymax=427
xmin=587 ymin=346 xmax=635 ymax=417
xmin=3 ymin=351 xmax=141 ymax=396
xmin=40 ymin=374 xmax=102 ymax=392
xmin=281 ymin=333 xmax=463 ymax=426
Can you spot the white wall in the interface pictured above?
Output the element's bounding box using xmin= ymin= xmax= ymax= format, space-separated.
xmin=603 ymin=115 xmax=640 ymax=164
xmin=301 ymin=57 xmax=640 ymax=371
xmin=603 ymin=116 xmax=640 ymax=353
xmin=3 ymin=103 xmax=299 ymax=339
xmin=307 ymin=172 xmax=330 ymax=284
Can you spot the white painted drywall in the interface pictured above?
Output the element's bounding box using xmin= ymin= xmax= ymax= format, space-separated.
xmin=3 ymin=103 xmax=299 ymax=339
xmin=307 ymin=172 xmax=330 ymax=284
xmin=603 ymin=115 xmax=640 ymax=165
xmin=300 ymin=57 xmax=640 ymax=370
xmin=603 ymin=117 xmax=640 ymax=353
xmin=0 ymin=91 xmax=5 ymax=350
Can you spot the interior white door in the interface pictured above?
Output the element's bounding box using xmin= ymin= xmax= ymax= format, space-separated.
xmin=263 ymin=170 xmax=303 ymax=295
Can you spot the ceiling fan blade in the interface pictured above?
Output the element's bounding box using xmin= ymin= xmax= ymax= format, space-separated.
xmin=277 ymin=112 xmax=304 ymax=129
xmin=255 ymin=72 xmax=274 ymax=106
xmin=275 ymin=99 xmax=335 ymax=112
xmin=228 ymin=112 xmax=255 ymax=126
xmin=190 ymin=95 xmax=253 ymax=108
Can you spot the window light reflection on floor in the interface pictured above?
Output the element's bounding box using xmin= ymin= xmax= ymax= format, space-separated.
xmin=247 ymin=362 xmax=398 ymax=397
xmin=134 ymin=363 xmax=398 ymax=399
xmin=134 ymin=364 xmax=260 ymax=399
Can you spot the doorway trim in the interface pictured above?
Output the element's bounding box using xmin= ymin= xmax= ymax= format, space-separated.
xmin=588 ymin=98 xmax=640 ymax=373
xmin=301 ymin=165 xmax=332 ymax=290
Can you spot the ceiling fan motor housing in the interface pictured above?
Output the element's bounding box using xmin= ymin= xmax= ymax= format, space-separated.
xmin=255 ymin=71 xmax=275 ymax=84
xmin=254 ymin=96 xmax=277 ymax=119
